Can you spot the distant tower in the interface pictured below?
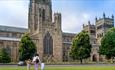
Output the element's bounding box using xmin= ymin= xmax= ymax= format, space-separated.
xmin=83 ymin=21 xmax=94 ymax=33
xmin=96 ymin=13 xmax=114 ymax=45
xmin=83 ymin=21 xmax=96 ymax=45
xmin=83 ymin=21 xmax=100 ymax=62
xmin=28 ymin=0 xmax=63 ymax=62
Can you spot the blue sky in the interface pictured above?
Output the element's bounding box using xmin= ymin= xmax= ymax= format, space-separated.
xmin=0 ymin=0 xmax=115 ymax=33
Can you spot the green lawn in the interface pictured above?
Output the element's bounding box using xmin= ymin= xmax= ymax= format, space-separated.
xmin=1 ymin=65 xmax=115 ymax=70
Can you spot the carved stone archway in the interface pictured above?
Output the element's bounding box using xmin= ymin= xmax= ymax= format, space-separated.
xmin=92 ymin=54 xmax=97 ymax=62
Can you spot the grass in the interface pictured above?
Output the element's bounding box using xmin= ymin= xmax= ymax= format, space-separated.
xmin=0 ymin=65 xmax=115 ymax=70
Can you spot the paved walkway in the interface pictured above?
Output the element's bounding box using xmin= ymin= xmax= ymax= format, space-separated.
xmin=0 ymin=64 xmax=115 ymax=67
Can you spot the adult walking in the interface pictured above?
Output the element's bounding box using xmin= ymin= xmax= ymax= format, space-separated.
xmin=26 ymin=59 xmax=31 ymax=70
xmin=33 ymin=53 xmax=41 ymax=70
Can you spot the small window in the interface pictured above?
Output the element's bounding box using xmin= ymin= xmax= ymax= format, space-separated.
xmin=43 ymin=0 xmax=46 ymax=2
xmin=42 ymin=9 xmax=45 ymax=21
xmin=0 ymin=41 xmax=3 ymax=47
xmin=39 ymin=8 xmax=42 ymax=17
xmin=12 ymin=33 xmax=17 ymax=38
xmin=13 ymin=42 xmax=17 ymax=47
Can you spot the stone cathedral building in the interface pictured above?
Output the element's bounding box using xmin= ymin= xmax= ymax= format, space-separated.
xmin=0 ymin=0 xmax=75 ymax=62
xmin=0 ymin=0 xmax=114 ymax=62
xmin=28 ymin=0 xmax=75 ymax=62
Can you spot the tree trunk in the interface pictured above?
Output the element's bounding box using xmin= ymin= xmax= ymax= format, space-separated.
xmin=80 ymin=59 xmax=82 ymax=64
xmin=111 ymin=57 xmax=114 ymax=63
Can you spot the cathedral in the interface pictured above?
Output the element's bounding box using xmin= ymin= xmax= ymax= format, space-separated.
xmin=28 ymin=0 xmax=75 ymax=62
xmin=0 ymin=0 xmax=114 ymax=62
xmin=28 ymin=0 xmax=114 ymax=62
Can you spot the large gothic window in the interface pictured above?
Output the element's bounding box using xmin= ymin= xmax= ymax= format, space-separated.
xmin=43 ymin=32 xmax=53 ymax=56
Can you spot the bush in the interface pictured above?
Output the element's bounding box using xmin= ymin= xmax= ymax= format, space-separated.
xmin=0 ymin=48 xmax=11 ymax=63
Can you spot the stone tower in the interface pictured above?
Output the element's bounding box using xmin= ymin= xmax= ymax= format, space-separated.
xmin=95 ymin=13 xmax=114 ymax=61
xmin=83 ymin=21 xmax=99 ymax=62
xmin=83 ymin=21 xmax=96 ymax=44
xmin=96 ymin=13 xmax=114 ymax=45
xmin=28 ymin=0 xmax=63 ymax=62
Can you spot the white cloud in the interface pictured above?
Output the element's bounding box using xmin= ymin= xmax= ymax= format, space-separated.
xmin=0 ymin=0 xmax=29 ymax=28
xmin=62 ymin=13 xmax=82 ymax=33
xmin=82 ymin=13 xmax=90 ymax=21
xmin=1 ymin=0 xmax=113 ymax=34
xmin=0 ymin=0 xmax=83 ymax=33
xmin=0 ymin=0 xmax=94 ymax=34
xmin=82 ymin=13 xmax=92 ymax=24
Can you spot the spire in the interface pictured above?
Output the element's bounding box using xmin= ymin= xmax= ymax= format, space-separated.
xmin=83 ymin=24 xmax=85 ymax=28
xmin=103 ymin=12 xmax=105 ymax=18
xmin=30 ymin=0 xmax=51 ymax=4
xmin=30 ymin=0 xmax=35 ymax=3
xmin=112 ymin=14 xmax=114 ymax=19
xmin=95 ymin=17 xmax=97 ymax=21
xmin=88 ymin=21 xmax=90 ymax=25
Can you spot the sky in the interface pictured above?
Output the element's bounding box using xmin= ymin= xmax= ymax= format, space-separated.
xmin=0 ymin=0 xmax=115 ymax=33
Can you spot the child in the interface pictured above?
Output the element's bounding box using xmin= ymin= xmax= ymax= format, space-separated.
xmin=41 ymin=63 xmax=45 ymax=70
xmin=26 ymin=59 xmax=31 ymax=70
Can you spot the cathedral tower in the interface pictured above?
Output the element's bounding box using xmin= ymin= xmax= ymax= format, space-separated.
xmin=96 ymin=13 xmax=114 ymax=45
xmin=95 ymin=13 xmax=114 ymax=61
xmin=28 ymin=0 xmax=52 ymax=33
xmin=28 ymin=0 xmax=63 ymax=62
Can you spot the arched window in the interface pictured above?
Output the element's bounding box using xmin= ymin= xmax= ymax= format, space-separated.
xmin=39 ymin=8 xmax=42 ymax=17
xmin=34 ymin=20 xmax=38 ymax=31
xmin=42 ymin=9 xmax=45 ymax=21
xmin=43 ymin=32 xmax=53 ymax=56
xmin=5 ymin=47 xmax=11 ymax=56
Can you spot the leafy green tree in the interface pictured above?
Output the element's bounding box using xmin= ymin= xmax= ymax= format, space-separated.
xmin=99 ymin=28 xmax=115 ymax=61
xmin=70 ymin=31 xmax=91 ymax=64
xmin=0 ymin=48 xmax=11 ymax=63
xmin=19 ymin=33 xmax=36 ymax=61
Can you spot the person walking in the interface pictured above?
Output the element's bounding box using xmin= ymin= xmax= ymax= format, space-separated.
xmin=26 ymin=59 xmax=31 ymax=70
xmin=33 ymin=53 xmax=41 ymax=70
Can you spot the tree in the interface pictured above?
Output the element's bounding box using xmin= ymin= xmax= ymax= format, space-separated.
xmin=99 ymin=27 xmax=115 ymax=62
xmin=19 ymin=33 xmax=36 ymax=61
xmin=70 ymin=31 xmax=91 ymax=64
xmin=0 ymin=48 xmax=11 ymax=63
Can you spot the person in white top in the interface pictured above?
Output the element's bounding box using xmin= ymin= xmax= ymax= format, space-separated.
xmin=33 ymin=53 xmax=41 ymax=70
xmin=41 ymin=63 xmax=45 ymax=70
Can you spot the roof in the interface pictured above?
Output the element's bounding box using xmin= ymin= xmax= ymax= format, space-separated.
xmin=0 ymin=25 xmax=28 ymax=33
xmin=0 ymin=37 xmax=20 ymax=41
xmin=63 ymin=42 xmax=72 ymax=44
xmin=62 ymin=32 xmax=76 ymax=37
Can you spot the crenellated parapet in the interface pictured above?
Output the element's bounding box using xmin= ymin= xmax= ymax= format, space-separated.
xmin=83 ymin=21 xmax=95 ymax=29
xmin=95 ymin=13 xmax=114 ymax=22
xmin=95 ymin=13 xmax=114 ymax=46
